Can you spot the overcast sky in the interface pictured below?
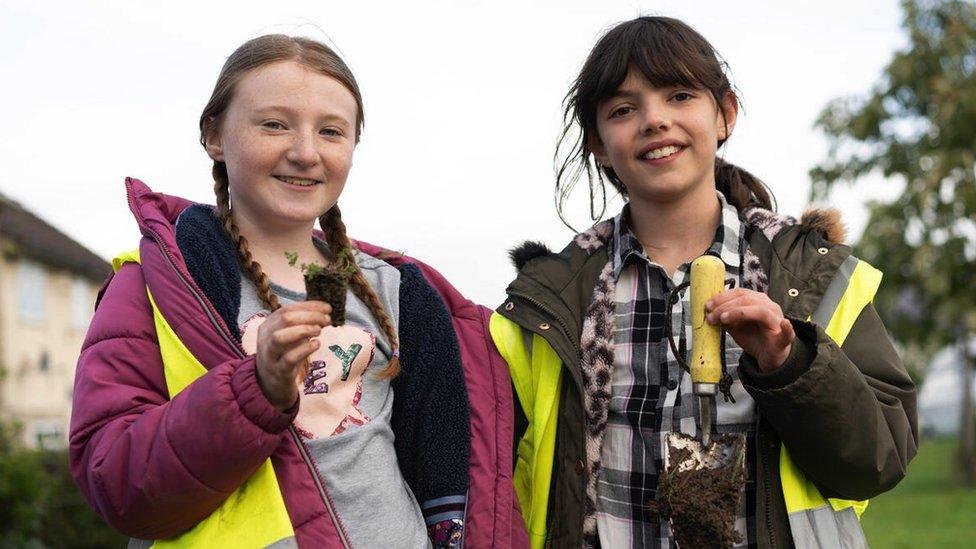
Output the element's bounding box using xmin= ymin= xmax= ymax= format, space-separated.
xmin=1 ymin=0 xmax=906 ymax=306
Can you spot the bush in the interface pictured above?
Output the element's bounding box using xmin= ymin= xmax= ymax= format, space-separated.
xmin=0 ymin=422 xmax=126 ymax=548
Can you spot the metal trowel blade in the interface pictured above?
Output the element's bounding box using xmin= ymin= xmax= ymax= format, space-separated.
xmin=664 ymin=431 xmax=746 ymax=473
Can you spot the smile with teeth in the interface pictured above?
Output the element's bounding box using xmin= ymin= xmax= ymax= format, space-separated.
xmin=643 ymin=145 xmax=683 ymax=160
xmin=275 ymin=175 xmax=321 ymax=187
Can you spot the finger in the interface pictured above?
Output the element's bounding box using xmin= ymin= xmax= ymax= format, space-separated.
xmin=778 ymin=318 xmax=796 ymax=345
xmin=303 ymin=300 xmax=334 ymax=316
xmin=280 ymin=300 xmax=333 ymax=316
xmin=706 ymin=294 xmax=758 ymax=323
xmin=706 ymin=287 xmax=768 ymax=311
xmin=276 ymin=309 xmax=332 ymax=328
xmin=709 ymin=291 xmax=781 ymax=321
xmin=281 ymin=338 xmax=321 ymax=367
xmin=718 ymin=305 xmax=781 ymax=331
xmin=270 ymin=324 xmax=324 ymax=349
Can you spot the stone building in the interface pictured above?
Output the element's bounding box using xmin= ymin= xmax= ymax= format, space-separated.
xmin=0 ymin=193 xmax=110 ymax=449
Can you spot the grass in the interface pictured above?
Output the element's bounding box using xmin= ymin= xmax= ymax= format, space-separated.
xmin=861 ymin=438 xmax=976 ymax=548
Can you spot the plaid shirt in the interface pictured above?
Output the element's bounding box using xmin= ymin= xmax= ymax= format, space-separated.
xmin=596 ymin=193 xmax=759 ymax=549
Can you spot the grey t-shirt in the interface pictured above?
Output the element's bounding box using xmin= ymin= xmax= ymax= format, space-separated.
xmin=238 ymin=248 xmax=430 ymax=549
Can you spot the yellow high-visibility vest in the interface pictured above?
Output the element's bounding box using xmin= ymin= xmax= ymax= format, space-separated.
xmin=488 ymin=317 xmax=561 ymax=549
xmin=114 ymin=250 xmax=296 ymax=549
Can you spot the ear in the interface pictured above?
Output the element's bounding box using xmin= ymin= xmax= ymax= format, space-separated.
xmin=587 ymin=131 xmax=609 ymax=168
xmin=202 ymin=117 xmax=225 ymax=162
xmin=717 ymin=91 xmax=738 ymax=141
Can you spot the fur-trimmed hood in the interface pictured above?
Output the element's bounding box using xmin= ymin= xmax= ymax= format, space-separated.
xmin=800 ymin=208 xmax=848 ymax=245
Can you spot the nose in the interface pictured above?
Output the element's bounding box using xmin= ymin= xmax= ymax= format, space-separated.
xmin=285 ymin=132 xmax=319 ymax=167
xmin=640 ymin=105 xmax=671 ymax=134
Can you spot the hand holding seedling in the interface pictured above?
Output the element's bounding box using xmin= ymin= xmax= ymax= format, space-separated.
xmin=705 ymin=288 xmax=795 ymax=372
xmin=255 ymin=301 xmax=333 ymax=411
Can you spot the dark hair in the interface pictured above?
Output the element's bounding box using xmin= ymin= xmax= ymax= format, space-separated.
xmin=199 ymin=34 xmax=400 ymax=378
xmin=556 ymin=16 xmax=774 ymax=227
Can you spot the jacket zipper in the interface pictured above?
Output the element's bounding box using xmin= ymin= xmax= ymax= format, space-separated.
xmin=129 ymin=190 xmax=353 ymax=547
xmin=289 ymin=429 xmax=353 ymax=549
xmin=759 ymin=418 xmax=776 ymax=549
xmin=507 ymin=290 xmax=581 ymax=548
xmin=507 ymin=291 xmax=579 ymax=355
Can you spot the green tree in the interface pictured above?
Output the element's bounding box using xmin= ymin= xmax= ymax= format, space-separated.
xmin=810 ymin=0 xmax=976 ymax=484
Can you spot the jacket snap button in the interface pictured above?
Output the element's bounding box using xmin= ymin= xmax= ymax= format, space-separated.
xmin=787 ymin=288 xmax=799 ymax=297
xmin=666 ymin=379 xmax=678 ymax=391
xmin=574 ymin=459 xmax=585 ymax=475
xmin=505 ymin=302 xmax=514 ymax=311
xmin=818 ymin=247 xmax=829 ymax=255
xmin=539 ymin=323 xmax=551 ymax=330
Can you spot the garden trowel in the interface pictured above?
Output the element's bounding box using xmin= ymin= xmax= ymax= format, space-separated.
xmin=661 ymin=254 xmax=746 ymax=547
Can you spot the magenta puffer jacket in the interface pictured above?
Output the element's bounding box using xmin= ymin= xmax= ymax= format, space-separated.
xmin=69 ymin=178 xmax=528 ymax=548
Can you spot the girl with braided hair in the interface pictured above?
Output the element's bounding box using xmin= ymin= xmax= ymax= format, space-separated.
xmin=69 ymin=35 xmax=524 ymax=548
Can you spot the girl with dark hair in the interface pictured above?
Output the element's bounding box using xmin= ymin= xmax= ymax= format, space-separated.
xmin=69 ymin=35 xmax=526 ymax=548
xmin=491 ymin=16 xmax=916 ymax=548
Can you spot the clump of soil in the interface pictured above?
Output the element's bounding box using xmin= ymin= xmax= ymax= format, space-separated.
xmin=649 ymin=433 xmax=746 ymax=548
xmin=285 ymin=251 xmax=352 ymax=326
xmin=304 ymin=269 xmax=349 ymax=325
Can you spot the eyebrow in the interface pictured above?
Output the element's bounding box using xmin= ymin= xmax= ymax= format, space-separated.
xmin=605 ymin=89 xmax=641 ymax=102
xmin=253 ymin=106 xmax=352 ymax=126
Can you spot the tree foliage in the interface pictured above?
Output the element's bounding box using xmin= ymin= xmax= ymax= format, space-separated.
xmin=811 ymin=0 xmax=976 ymax=483
xmin=0 ymin=422 xmax=126 ymax=548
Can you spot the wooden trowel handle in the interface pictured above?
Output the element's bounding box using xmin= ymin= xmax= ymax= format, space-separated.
xmin=690 ymin=255 xmax=725 ymax=387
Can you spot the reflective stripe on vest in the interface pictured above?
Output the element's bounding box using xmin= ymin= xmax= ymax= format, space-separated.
xmin=780 ymin=255 xmax=881 ymax=549
xmin=114 ymin=250 xmax=296 ymax=549
xmin=489 ymin=313 xmax=561 ymax=549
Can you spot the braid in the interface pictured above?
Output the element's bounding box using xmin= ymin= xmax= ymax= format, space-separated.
xmin=320 ymin=205 xmax=401 ymax=379
xmin=213 ymin=164 xmax=282 ymax=312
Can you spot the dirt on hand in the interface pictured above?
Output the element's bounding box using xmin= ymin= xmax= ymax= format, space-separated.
xmin=650 ymin=433 xmax=746 ymax=549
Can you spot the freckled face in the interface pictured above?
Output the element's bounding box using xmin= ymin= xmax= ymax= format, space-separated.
xmin=205 ymin=60 xmax=359 ymax=230
xmin=591 ymin=71 xmax=735 ymax=204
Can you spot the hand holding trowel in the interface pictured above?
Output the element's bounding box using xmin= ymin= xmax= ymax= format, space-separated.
xmin=655 ymin=255 xmax=747 ymax=548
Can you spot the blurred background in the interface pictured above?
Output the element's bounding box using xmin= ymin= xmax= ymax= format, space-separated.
xmin=0 ymin=0 xmax=973 ymax=546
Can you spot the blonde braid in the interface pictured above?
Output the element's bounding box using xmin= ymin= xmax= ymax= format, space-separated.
xmin=213 ymin=166 xmax=282 ymax=313
xmin=320 ymin=205 xmax=400 ymax=379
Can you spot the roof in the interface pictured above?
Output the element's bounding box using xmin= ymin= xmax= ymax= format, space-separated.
xmin=0 ymin=192 xmax=111 ymax=282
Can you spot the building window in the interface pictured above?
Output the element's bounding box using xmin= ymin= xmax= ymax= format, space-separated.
xmin=32 ymin=420 xmax=65 ymax=450
xmin=72 ymin=277 xmax=92 ymax=330
xmin=39 ymin=351 xmax=50 ymax=373
xmin=18 ymin=260 xmax=47 ymax=323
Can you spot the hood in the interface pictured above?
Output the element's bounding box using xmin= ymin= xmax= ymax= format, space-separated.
xmin=124 ymin=177 xmax=245 ymax=368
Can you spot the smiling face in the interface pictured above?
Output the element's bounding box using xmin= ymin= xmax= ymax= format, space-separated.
xmin=204 ymin=60 xmax=359 ymax=231
xmin=590 ymin=71 xmax=736 ymax=205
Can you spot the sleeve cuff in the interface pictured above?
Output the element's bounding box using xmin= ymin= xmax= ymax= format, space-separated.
xmin=422 ymin=494 xmax=466 ymax=549
xmin=230 ymin=356 xmax=298 ymax=433
xmin=739 ymin=318 xmax=817 ymax=390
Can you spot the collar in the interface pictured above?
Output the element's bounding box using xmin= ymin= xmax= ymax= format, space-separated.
xmin=611 ymin=191 xmax=743 ymax=279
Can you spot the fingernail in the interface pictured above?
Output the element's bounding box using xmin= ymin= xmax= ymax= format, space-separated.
xmin=720 ymin=312 xmax=729 ymax=322
xmin=705 ymin=300 xmax=714 ymax=310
